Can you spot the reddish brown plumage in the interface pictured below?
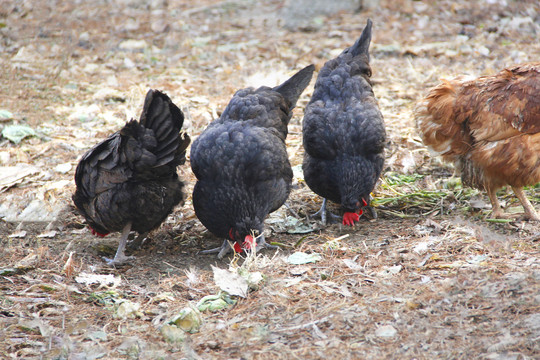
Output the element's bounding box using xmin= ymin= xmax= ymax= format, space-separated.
xmin=415 ymin=62 xmax=540 ymax=220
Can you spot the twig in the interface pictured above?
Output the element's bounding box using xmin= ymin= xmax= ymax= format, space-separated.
xmin=332 ymin=234 xmax=350 ymax=242
xmin=274 ymin=314 xmax=334 ymax=333
xmin=182 ymin=0 xmax=240 ymax=16
xmin=163 ymin=261 xmax=184 ymax=271
xmin=485 ymin=218 xmax=513 ymax=224
xmin=336 ymin=272 xmax=376 ymax=282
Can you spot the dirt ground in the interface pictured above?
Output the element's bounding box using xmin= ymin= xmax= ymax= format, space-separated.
xmin=1 ymin=0 xmax=539 ymax=359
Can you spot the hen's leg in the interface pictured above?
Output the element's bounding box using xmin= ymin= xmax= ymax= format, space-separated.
xmin=254 ymin=234 xmax=279 ymax=251
xmin=105 ymin=223 xmax=136 ymax=265
xmin=512 ymin=186 xmax=540 ymax=221
xmin=200 ymin=239 xmax=233 ymax=259
xmin=363 ymin=195 xmax=378 ymax=220
xmin=310 ymin=198 xmax=340 ymax=225
xmin=487 ymin=187 xmax=505 ymax=219
xmin=128 ymin=232 xmax=148 ymax=250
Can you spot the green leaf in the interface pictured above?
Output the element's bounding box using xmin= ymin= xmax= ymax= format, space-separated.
xmin=196 ymin=292 xmax=237 ymax=312
xmin=160 ymin=324 xmax=186 ymax=344
xmin=170 ymin=306 xmax=203 ymax=333
xmin=0 ymin=109 xmax=13 ymax=120
xmin=2 ymin=125 xmax=36 ymax=144
xmin=287 ymin=252 xmax=322 ymax=265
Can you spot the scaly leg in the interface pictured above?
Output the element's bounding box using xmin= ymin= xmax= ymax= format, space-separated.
xmin=486 ymin=187 xmax=506 ymax=219
xmin=128 ymin=232 xmax=148 ymax=250
xmin=512 ymin=186 xmax=540 ymax=221
xmin=254 ymin=234 xmax=279 ymax=251
xmin=363 ymin=195 xmax=378 ymax=219
xmin=105 ymin=223 xmax=136 ymax=265
xmin=310 ymin=198 xmax=340 ymax=225
xmin=200 ymin=239 xmax=233 ymax=259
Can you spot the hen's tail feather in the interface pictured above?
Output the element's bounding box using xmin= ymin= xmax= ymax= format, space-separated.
xmin=140 ymin=91 xmax=182 ymax=143
xmin=138 ymin=90 xmax=190 ymax=168
xmin=155 ymin=134 xmax=190 ymax=168
xmin=141 ymin=90 xmax=184 ymax=134
xmin=350 ymin=19 xmax=372 ymax=58
xmin=415 ymin=79 xmax=473 ymax=161
xmin=273 ymin=64 xmax=315 ymax=109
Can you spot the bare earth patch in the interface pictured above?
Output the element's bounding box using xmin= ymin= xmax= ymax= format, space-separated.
xmin=1 ymin=0 xmax=539 ymax=359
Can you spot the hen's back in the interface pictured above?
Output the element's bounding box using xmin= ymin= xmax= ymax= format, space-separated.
xmin=303 ymin=20 xmax=385 ymax=161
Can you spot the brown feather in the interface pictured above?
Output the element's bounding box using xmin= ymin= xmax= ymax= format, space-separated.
xmin=414 ymin=62 xmax=540 ymax=219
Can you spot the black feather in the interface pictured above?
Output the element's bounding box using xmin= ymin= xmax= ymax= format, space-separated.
xmin=73 ymin=89 xmax=190 ymax=236
xmin=191 ymin=65 xmax=314 ymax=243
xmin=302 ymin=19 xmax=386 ymax=215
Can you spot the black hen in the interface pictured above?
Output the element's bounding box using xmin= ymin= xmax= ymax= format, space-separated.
xmin=73 ymin=90 xmax=190 ymax=265
xmin=191 ymin=65 xmax=314 ymax=258
xmin=302 ymin=19 xmax=386 ymax=226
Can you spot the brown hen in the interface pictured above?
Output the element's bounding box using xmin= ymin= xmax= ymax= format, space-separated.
xmin=415 ymin=62 xmax=540 ymax=221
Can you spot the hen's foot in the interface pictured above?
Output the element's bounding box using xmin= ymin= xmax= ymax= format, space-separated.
xmin=200 ymin=239 xmax=233 ymax=259
xmin=310 ymin=198 xmax=340 ymax=225
xmin=365 ymin=206 xmax=377 ymax=219
xmin=104 ymin=222 xmax=136 ymax=266
xmin=103 ymin=253 xmax=136 ymax=266
xmin=512 ymin=186 xmax=540 ymax=221
xmin=254 ymin=234 xmax=279 ymax=251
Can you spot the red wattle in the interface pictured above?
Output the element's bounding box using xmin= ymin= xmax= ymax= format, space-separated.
xmin=90 ymin=227 xmax=109 ymax=237
xmin=233 ymin=242 xmax=243 ymax=253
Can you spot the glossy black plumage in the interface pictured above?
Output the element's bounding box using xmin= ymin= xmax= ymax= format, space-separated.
xmin=73 ymin=89 xmax=190 ymax=264
xmin=191 ymin=65 xmax=314 ymax=257
xmin=302 ymin=19 xmax=386 ymax=225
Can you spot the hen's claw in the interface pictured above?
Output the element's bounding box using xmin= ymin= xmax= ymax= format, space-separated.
xmin=200 ymin=240 xmax=235 ymax=259
xmin=103 ymin=254 xmax=136 ymax=266
xmin=310 ymin=198 xmax=340 ymax=225
xmin=254 ymin=234 xmax=279 ymax=251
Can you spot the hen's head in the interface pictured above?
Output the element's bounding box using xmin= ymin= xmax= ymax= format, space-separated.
xmin=342 ymin=198 xmax=368 ymax=226
xmin=228 ymin=227 xmax=257 ymax=253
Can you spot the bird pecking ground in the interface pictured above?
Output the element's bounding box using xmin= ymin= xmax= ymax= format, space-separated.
xmin=1 ymin=0 xmax=539 ymax=359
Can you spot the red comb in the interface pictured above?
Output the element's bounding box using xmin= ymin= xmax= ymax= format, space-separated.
xmin=232 ymin=235 xmax=255 ymax=253
xmin=343 ymin=212 xmax=360 ymax=226
xmin=243 ymin=235 xmax=255 ymax=250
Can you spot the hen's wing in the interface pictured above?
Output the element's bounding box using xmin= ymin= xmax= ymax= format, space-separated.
xmin=303 ymin=95 xmax=385 ymax=160
xmin=457 ymin=63 xmax=540 ymax=140
xmin=414 ymin=78 xmax=469 ymax=160
xmin=191 ymin=123 xmax=292 ymax=199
